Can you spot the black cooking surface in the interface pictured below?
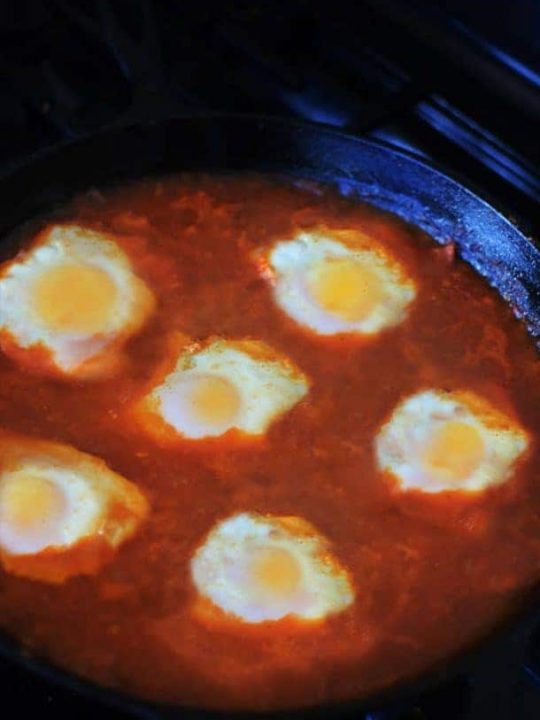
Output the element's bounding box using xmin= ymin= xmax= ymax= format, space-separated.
xmin=1 ymin=2 xmax=540 ymax=718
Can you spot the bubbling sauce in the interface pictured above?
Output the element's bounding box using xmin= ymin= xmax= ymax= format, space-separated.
xmin=0 ymin=174 xmax=539 ymax=711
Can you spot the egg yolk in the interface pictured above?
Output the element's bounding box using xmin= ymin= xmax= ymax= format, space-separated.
xmin=32 ymin=264 xmax=117 ymax=333
xmin=0 ymin=473 xmax=65 ymax=533
xmin=187 ymin=374 xmax=241 ymax=427
xmin=423 ymin=421 xmax=485 ymax=480
xmin=251 ymin=546 xmax=302 ymax=597
xmin=308 ymin=258 xmax=382 ymax=321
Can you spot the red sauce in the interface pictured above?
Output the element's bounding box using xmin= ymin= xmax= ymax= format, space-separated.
xmin=0 ymin=174 xmax=540 ymax=711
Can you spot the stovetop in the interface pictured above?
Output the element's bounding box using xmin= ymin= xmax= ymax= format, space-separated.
xmin=1 ymin=2 xmax=540 ymax=718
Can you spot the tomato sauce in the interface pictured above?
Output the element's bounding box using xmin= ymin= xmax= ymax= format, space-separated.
xmin=0 ymin=174 xmax=540 ymax=711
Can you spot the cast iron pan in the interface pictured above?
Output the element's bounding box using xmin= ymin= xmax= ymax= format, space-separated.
xmin=1 ymin=114 xmax=540 ymax=719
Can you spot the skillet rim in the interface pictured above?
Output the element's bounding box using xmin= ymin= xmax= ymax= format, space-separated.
xmin=1 ymin=110 xmax=538 ymax=243
xmin=0 ymin=111 xmax=539 ymax=718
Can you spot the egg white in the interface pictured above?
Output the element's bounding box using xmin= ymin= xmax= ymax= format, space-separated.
xmin=191 ymin=512 xmax=355 ymax=623
xmin=261 ymin=230 xmax=416 ymax=336
xmin=375 ymin=390 xmax=529 ymax=494
xmin=137 ymin=338 xmax=310 ymax=440
xmin=0 ymin=464 xmax=101 ymax=556
xmin=0 ymin=434 xmax=148 ymax=582
xmin=0 ymin=224 xmax=155 ymax=377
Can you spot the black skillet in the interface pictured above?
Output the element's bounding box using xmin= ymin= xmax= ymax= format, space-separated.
xmin=1 ymin=114 xmax=540 ymax=719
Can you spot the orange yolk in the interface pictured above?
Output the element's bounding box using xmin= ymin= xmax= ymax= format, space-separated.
xmin=32 ymin=264 xmax=117 ymax=333
xmin=251 ymin=546 xmax=302 ymax=597
xmin=188 ymin=375 xmax=241 ymax=427
xmin=308 ymin=258 xmax=382 ymax=321
xmin=423 ymin=421 xmax=485 ymax=480
xmin=0 ymin=473 xmax=65 ymax=533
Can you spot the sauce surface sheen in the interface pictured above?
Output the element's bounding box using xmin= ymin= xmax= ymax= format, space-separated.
xmin=1 ymin=174 xmax=540 ymax=711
